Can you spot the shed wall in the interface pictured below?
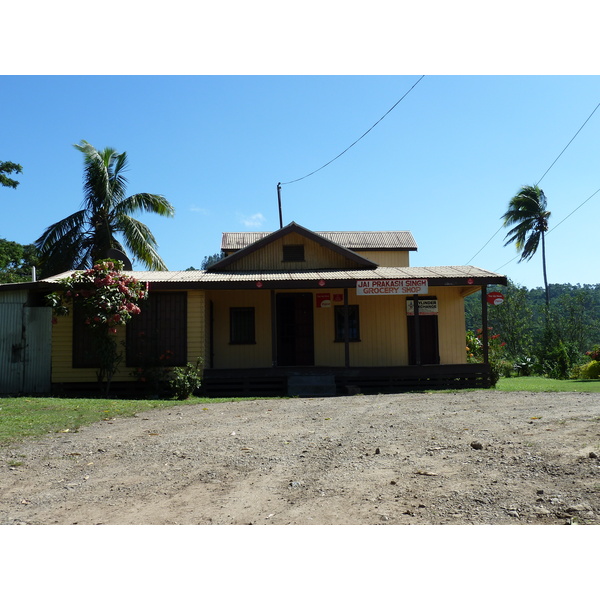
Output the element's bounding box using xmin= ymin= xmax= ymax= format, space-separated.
xmin=0 ymin=293 xmax=51 ymax=394
xmin=23 ymin=307 xmax=52 ymax=393
xmin=0 ymin=303 xmax=24 ymax=393
xmin=356 ymin=250 xmax=410 ymax=267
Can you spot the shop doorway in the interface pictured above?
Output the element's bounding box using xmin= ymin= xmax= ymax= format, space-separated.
xmin=276 ymin=293 xmax=314 ymax=366
xmin=407 ymin=315 xmax=440 ymax=365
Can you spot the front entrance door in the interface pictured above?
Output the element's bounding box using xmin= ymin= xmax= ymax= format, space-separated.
xmin=276 ymin=293 xmax=314 ymax=366
xmin=407 ymin=315 xmax=440 ymax=365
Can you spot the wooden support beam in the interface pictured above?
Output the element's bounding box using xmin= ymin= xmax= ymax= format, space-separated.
xmin=481 ymin=285 xmax=489 ymax=364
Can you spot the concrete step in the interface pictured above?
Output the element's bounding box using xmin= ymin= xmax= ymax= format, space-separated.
xmin=287 ymin=375 xmax=337 ymax=397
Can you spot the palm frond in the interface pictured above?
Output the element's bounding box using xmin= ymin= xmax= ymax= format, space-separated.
xmin=116 ymin=214 xmax=168 ymax=270
xmin=520 ymin=231 xmax=541 ymax=261
xmin=115 ymin=193 xmax=175 ymax=218
xmin=36 ymin=221 xmax=90 ymax=275
xmin=108 ymin=150 xmax=129 ymax=205
xmin=35 ymin=210 xmax=88 ymax=253
xmin=75 ymin=141 xmax=111 ymax=211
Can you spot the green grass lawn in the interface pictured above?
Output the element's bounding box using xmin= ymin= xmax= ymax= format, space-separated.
xmin=2 ymin=377 xmax=599 ymax=446
xmin=496 ymin=376 xmax=600 ymax=393
xmin=0 ymin=396 xmax=226 ymax=446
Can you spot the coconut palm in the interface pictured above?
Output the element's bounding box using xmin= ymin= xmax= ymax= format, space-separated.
xmin=36 ymin=140 xmax=174 ymax=275
xmin=502 ymin=184 xmax=551 ymax=306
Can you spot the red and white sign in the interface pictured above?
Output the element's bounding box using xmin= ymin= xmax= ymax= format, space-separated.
xmin=487 ymin=292 xmax=505 ymax=305
xmin=316 ymin=293 xmax=331 ymax=308
xmin=356 ymin=279 xmax=428 ymax=296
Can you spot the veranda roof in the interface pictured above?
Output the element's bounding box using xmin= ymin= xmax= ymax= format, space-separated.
xmin=34 ymin=264 xmax=506 ymax=290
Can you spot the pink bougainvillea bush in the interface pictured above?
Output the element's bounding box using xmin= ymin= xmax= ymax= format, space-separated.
xmin=47 ymin=260 xmax=148 ymax=394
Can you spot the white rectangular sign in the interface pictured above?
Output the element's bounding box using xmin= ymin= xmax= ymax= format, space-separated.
xmin=356 ymin=279 xmax=428 ymax=296
xmin=406 ymin=299 xmax=438 ymax=315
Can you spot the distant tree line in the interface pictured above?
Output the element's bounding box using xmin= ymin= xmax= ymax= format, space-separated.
xmin=0 ymin=239 xmax=40 ymax=283
xmin=185 ymin=253 xmax=225 ymax=271
xmin=465 ymin=281 xmax=600 ymax=378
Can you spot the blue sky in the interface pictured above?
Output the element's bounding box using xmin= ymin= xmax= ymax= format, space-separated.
xmin=2 ymin=74 xmax=599 ymax=288
xmin=3 ymin=3 xmax=600 ymax=289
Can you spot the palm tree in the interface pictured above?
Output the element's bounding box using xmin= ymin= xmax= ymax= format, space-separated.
xmin=502 ymin=184 xmax=551 ymax=306
xmin=36 ymin=140 xmax=174 ymax=275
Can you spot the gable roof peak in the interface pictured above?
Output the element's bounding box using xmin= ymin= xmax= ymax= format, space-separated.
xmin=208 ymin=222 xmax=377 ymax=271
xmin=221 ymin=225 xmax=417 ymax=253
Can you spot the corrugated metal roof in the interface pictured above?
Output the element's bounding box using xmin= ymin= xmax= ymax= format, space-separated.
xmin=221 ymin=230 xmax=418 ymax=251
xmin=40 ymin=265 xmax=505 ymax=285
xmin=317 ymin=231 xmax=417 ymax=250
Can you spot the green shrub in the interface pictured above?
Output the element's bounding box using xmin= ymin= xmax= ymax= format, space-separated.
xmin=498 ymin=359 xmax=514 ymax=378
xmin=579 ymin=360 xmax=600 ymax=380
xmin=514 ymin=356 xmax=535 ymax=376
xmin=535 ymin=340 xmax=580 ymax=380
xmin=167 ymin=359 xmax=203 ymax=400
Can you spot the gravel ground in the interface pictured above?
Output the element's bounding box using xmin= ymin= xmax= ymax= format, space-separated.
xmin=1 ymin=390 xmax=600 ymax=525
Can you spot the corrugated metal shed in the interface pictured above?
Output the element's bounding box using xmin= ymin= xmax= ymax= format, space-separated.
xmin=0 ymin=290 xmax=29 ymax=303
xmin=0 ymin=291 xmax=51 ymax=395
xmin=0 ymin=302 xmax=24 ymax=393
xmin=221 ymin=230 xmax=418 ymax=251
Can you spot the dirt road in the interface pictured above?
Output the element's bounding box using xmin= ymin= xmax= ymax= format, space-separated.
xmin=2 ymin=390 xmax=599 ymax=525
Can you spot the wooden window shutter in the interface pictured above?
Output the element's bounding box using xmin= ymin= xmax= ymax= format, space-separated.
xmin=126 ymin=292 xmax=187 ymax=367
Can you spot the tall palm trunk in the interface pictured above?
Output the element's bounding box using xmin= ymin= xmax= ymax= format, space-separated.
xmin=541 ymin=229 xmax=549 ymax=308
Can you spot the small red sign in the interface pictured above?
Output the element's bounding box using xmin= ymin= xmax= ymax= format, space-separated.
xmin=316 ymin=293 xmax=331 ymax=308
xmin=487 ymin=292 xmax=504 ymax=305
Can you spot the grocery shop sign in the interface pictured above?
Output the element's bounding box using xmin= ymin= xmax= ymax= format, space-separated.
xmin=356 ymin=279 xmax=428 ymax=296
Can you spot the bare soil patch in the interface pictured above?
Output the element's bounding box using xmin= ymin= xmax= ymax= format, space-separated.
xmin=2 ymin=390 xmax=600 ymax=525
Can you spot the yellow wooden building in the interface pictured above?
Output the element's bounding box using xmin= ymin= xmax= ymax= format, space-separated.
xmin=1 ymin=221 xmax=505 ymax=397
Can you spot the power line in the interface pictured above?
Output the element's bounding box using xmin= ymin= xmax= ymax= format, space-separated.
xmin=279 ymin=76 xmax=425 ymax=186
xmin=494 ymin=252 xmax=521 ymax=273
xmin=536 ymin=100 xmax=600 ymax=186
xmin=547 ymin=185 xmax=600 ymax=234
xmin=466 ymin=99 xmax=600 ymax=265
xmin=466 ymin=224 xmax=503 ymax=264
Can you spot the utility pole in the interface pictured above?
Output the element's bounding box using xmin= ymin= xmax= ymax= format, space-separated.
xmin=277 ymin=183 xmax=283 ymax=228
